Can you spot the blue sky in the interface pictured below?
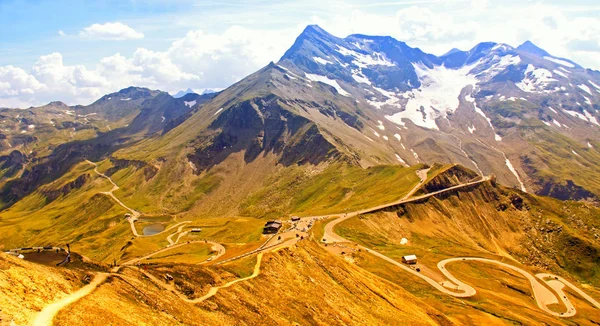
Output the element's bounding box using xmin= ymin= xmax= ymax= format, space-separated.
xmin=1 ymin=0 xmax=600 ymax=107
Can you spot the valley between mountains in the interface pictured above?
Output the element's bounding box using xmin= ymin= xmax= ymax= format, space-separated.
xmin=1 ymin=25 xmax=600 ymax=325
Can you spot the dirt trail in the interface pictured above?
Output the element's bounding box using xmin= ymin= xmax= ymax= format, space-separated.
xmin=86 ymin=160 xmax=194 ymax=239
xmin=31 ymin=273 xmax=109 ymax=326
xmin=86 ymin=160 xmax=141 ymax=236
xmin=119 ymin=239 xmax=226 ymax=268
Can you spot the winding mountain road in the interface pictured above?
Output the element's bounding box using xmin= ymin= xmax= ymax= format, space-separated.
xmin=86 ymin=160 xmax=141 ymax=235
xmin=33 ymin=166 xmax=599 ymax=321
xmin=320 ymin=172 xmax=600 ymax=317
xmin=322 ymin=168 xmax=431 ymax=244
xmin=86 ymin=160 xmax=195 ymax=239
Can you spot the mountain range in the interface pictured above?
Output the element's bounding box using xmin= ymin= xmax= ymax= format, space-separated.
xmin=2 ymin=25 xmax=600 ymax=324
xmin=2 ymin=25 xmax=600 ymax=208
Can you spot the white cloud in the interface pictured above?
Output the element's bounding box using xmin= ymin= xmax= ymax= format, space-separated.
xmin=311 ymin=1 xmax=600 ymax=67
xmin=79 ymin=22 xmax=144 ymax=40
xmin=0 ymin=65 xmax=43 ymax=95
xmin=2 ymin=1 xmax=600 ymax=108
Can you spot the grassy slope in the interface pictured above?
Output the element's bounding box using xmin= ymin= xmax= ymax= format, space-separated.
xmin=520 ymin=126 xmax=600 ymax=195
xmin=54 ymin=242 xmax=446 ymax=326
xmin=335 ymin=178 xmax=600 ymax=323
xmin=0 ymin=253 xmax=99 ymax=325
xmin=0 ymin=162 xmax=132 ymax=261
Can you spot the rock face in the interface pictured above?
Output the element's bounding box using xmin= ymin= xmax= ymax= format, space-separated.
xmin=42 ymin=173 xmax=90 ymax=202
xmin=105 ymin=158 xmax=158 ymax=181
xmin=187 ymin=95 xmax=339 ymax=173
xmin=420 ymin=164 xmax=479 ymax=194
xmin=0 ymin=150 xmax=26 ymax=179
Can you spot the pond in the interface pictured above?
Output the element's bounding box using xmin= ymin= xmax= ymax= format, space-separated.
xmin=142 ymin=223 xmax=165 ymax=235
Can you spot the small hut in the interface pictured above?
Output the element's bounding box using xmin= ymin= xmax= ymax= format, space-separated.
xmin=402 ymin=255 xmax=417 ymax=265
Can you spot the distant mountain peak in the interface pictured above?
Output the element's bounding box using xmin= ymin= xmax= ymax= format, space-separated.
xmin=47 ymin=101 xmax=69 ymax=107
xmin=517 ymin=40 xmax=551 ymax=57
xmin=173 ymin=88 xmax=195 ymax=98
xmin=303 ymin=24 xmax=328 ymax=36
xmin=443 ymin=48 xmax=462 ymax=56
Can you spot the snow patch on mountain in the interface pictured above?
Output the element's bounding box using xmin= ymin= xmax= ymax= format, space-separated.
xmin=516 ymin=65 xmax=556 ymax=93
xmin=305 ymin=73 xmax=350 ymax=96
xmin=214 ymin=108 xmax=224 ymax=116
xmin=553 ymin=69 xmax=568 ymax=78
xmin=548 ymin=107 xmax=558 ymax=114
xmin=383 ymin=135 xmax=389 ymax=141
xmin=553 ymin=119 xmax=561 ymax=127
xmin=542 ymin=121 xmax=551 ymax=127
xmin=478 ymin=55 xmax=521 ymax=78
xmin=335 ymin=46 xmax=395 ymax=68
xmin=377 ymin=120 xmax=385 ymax=130
xmin=564 ymin=109 xmax=599 ymax=126
xmin=278 ymin=65 xmax=307 ymax=82
xmin=121 ymin=98 xmax=131 ymax=101
xmin=572 ymin=149 xmax=580 ymax=157
xmin=395 ymin=154 xmax=408 ymax=166
xmin=313 ymin=57 xmax=333 ymax=65
xmin=468 ymin=125 xmax=476 ymax=134
xmin=351 ymin=70 xmax=371 ymax=85
xmin=578 ymin=84 xmax=592 ymax=95
xmin=394 ymin=133 xmax=401 ymax=141
xmin=184 ymin=100 xmax=196 ymax=108
xmin=465 ymin=94 xmax=502 ymax=141
xmin=543 ymin=56 xmax=575 ymax=68
xmin=410 ymin=149 xmax=420 ymax=161
xmin=590 ymin=80 xmax=600 ymax=91
xmin=588 ymin=142 xmax=593 ymax=148
xmin=504 ymin=156 xmax=526 ymax=192
xmin=385 ymin=63 xmax=478 ymax=130
xmin=584 ymin=110 xmax=599 ymax=126
xmin=563 ymin=109 xmax=587 ymax=121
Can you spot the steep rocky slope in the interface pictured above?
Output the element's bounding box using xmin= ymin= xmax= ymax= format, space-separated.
xmin=277 ymin=25 xmax=600 ymax=200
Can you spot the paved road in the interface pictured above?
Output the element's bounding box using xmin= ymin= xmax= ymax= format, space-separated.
xmin=323 ymin=173 xmax=490 ymax=244
xmin=322 ymin=168 xmax=433 ymax=244
xmin=439 ymin=258 xmax=573 ymax=316
xmin=318 ymin=169 xmax=599 ymax=317
xmin=31 ymin=273 xmax=109 ymax=326
xmin=536 ymin=273 xmax=600 ymax=315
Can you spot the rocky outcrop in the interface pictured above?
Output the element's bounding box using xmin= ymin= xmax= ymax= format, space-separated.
xmin=536 ymin=178 xmax=597 ymax=202
xmin=105 ymin=158 xmax=158 ymax=181
xmin=42 ymin=174 xmax=90 ymax=202
xmin=0 ymin=141 xmax=111 ymax=207
xmin=420 ymin=164 xmax=479 ymax=194
xmin=188 ymin=96 xmax=340 ymax=173
xmin=0 ymin=150 xmax=26 ymax=179
xmin=55 ymin=121 xmax=95 ymax=131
